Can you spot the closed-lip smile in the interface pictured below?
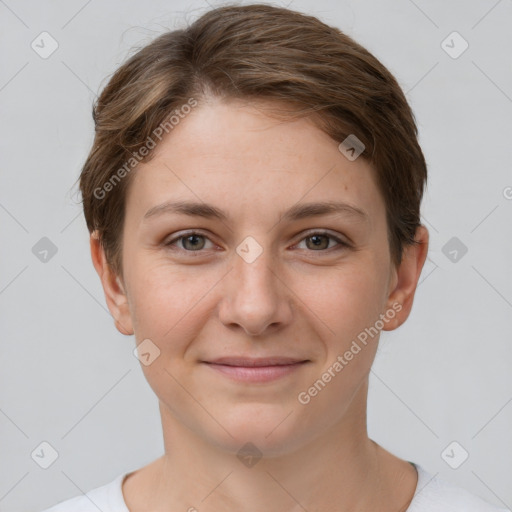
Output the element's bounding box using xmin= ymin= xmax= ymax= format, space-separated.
xmin=202 ymin=356 xmax=310 ymax=383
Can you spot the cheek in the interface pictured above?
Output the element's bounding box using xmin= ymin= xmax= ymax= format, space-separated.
xmin=300 ymin=262 xmax=386 ymax=343
xmin=296 ymin=269 xmax=384 ymax=416
xmin=127 ymin=257 xmax=223 ymax=355
xmin=128 ymin=264 xmax=212 ymax=399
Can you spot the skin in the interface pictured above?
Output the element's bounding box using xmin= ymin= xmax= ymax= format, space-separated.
xmin=91 ymin=97 xmax=429 ymax=512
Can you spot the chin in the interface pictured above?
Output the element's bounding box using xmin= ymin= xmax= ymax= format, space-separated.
xmin=206 ymin=404 xmax=311 ymax=457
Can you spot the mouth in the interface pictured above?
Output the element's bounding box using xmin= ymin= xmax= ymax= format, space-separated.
xmin=201 ymin=357 xmax=310 ymax=383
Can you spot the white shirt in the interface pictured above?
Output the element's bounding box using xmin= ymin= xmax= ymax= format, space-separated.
xmin=40 ymin=462 xmax=510 ymax=511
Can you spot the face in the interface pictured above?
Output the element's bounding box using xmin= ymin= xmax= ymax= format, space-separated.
xmin=94 ymin=97 xmax=426 ymax=457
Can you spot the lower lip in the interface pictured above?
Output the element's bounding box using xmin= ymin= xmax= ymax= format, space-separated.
xmin=203 ymin=362 xmax=308 ymax=383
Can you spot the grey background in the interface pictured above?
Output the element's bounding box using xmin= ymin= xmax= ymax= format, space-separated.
xmin=1 ymin=0 xmax=511 ymax=510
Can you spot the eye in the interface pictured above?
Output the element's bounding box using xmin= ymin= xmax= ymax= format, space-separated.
xmin=164 ymin=231 xmax=215 ymax=253
xmin=164 ymin=230 xmax=349 ymax=255
xmin=294 ymin=231 xmax=349 ymax=252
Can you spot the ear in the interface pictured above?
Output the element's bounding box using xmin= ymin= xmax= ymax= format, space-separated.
xmin=90 ymin=231 xmax=134 ymax=336
xmin=382 ymin=225 xmax=429 ymax=331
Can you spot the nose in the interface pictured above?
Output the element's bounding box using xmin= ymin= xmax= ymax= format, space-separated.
xmin=217 ymin=242 xmax=293 ymax=336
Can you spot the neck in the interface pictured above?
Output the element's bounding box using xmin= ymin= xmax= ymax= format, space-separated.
xmin=125 ymin=380 xmax=417 ymax=511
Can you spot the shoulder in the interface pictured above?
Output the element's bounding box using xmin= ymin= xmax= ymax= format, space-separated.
xmin=408 ymin=464 xmax=510 ymax=512
xmin=38 ymin=472 xmax=129 ymax=512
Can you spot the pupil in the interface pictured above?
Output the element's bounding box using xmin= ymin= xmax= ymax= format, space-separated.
xmin=310 ymin=235 xmax=327 ymax=249
xmin=186 ymin=235 xmax=203 ymax=250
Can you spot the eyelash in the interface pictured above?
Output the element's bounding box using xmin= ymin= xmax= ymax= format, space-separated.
xmin=164 ymin=230 xmax=350 ymax=255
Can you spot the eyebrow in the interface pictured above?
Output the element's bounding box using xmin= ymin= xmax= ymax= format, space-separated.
xmin=143 ymin=200 xmax=369 ymax=224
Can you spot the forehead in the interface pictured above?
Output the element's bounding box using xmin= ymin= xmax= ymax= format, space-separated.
xmin=125 ymin=99 xmax=385 ymax=227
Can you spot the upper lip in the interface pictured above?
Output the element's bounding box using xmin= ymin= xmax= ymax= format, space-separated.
xmin=204 ymin=357 xmax=309 ymax=367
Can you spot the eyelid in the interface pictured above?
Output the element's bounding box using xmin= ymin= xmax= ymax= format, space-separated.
xmin=164 ymin=229 xmax=350 ymax=253
xmin=292 ymin=229 xmax=350 ymax=251
xmin=165 ymin=230 xmax=217 ymax=250
xmin=297 ymin=229 xmax=349 ymax=244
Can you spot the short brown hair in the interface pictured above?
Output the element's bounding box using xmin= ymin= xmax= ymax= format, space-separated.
xmin=78 ymin=3 xmax=427 ymax=281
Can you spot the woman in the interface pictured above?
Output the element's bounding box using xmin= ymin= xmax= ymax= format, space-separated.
xmin=41 ymin=3 xmax=508 ymax=511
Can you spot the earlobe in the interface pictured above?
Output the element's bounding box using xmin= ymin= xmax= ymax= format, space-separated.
xmin=89 ymin=231 xmax=134 ymax=336
xmin=382 ymin=225 xmax=429 ymax=331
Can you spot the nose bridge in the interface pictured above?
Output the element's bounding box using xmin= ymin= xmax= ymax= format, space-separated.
xmin=235 ymin=238 xmax=276 ymax=289
xmin=233 ymin=234 xmax=279 ymax=303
